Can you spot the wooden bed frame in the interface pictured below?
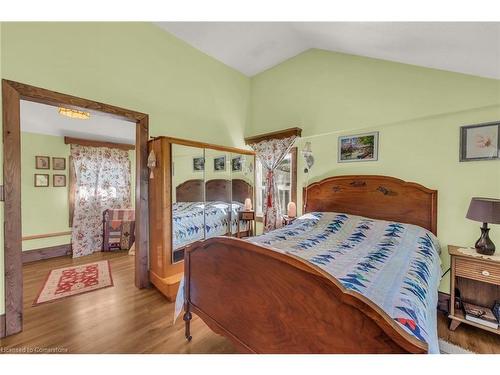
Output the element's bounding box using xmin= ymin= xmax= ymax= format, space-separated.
xmin=182 ymin=175 xmax=437 ymax=353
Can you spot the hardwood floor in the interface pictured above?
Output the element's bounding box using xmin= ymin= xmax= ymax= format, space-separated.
xmin=0 ymin=251 xmax=498 ymax=354
xmin=0 ymin=251 xmax=236 ymax=354
xmin=437 ymin=313 xmax=500 ymax=354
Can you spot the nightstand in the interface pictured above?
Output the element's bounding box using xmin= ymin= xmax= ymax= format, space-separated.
xmin=237 ymin=210 xmax=255 ymax=238
xmin=448 ymin=245 xmax=500 ymax=335
xmin=282 ymin=215 xmax=297 ymax=226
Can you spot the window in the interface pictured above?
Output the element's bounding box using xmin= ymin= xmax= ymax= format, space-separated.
xmin=256 ymin=147 xmax=297 ymax=219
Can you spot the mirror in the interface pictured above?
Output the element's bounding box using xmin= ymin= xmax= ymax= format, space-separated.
xmin=204 ymin=149 xmax=232 ymax=239
xmin=171 ymin=144 xmax=205 ymax=263
xmin=230 ymin=153 xmax=255 ymax=237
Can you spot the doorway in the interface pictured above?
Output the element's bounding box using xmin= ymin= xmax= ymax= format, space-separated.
xmin=2 ymin=80 xmax=150 ymax=337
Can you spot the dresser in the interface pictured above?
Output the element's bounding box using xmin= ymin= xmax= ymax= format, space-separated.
xmin=448 ymin=245 xmax=500 ymax=335
xmin=148 ymin=136 xmax=256 ymax=301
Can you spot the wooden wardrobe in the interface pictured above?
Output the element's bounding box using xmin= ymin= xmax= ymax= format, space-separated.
xmin=148 ymin=136 xmax=256 ymax=301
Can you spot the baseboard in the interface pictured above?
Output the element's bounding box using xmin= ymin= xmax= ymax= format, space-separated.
xmin=22 ymin=244 xmax=72 ymax=263
xmin=438 ymin=291 xmax=450 ymax=314
xmin=0 ymin=313 xmax=5 ymax=338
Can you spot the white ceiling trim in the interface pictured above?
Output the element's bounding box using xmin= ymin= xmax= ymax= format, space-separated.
xmin=156 ymin=22 xmax=500 ymax=79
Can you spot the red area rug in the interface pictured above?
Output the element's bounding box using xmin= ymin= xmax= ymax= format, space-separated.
xmin=33 ymin=260 xmax=114 ymax=306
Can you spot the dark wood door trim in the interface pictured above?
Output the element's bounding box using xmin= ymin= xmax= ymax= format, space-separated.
xmin=2 ymin=80 xmax=22 ymax=336
xmin=0 ymin=313 xmax=5 ymax=338
xmin=1 ymin=79 xmax=150 ymax=337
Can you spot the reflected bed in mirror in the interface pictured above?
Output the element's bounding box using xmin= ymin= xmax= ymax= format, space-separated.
xmin=172 ymin=178 xmax=254 ymax=263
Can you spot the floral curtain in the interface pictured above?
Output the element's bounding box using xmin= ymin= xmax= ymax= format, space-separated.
xmin=250 ymin=135 xmax=297 ymax=232
xmin=71 ymin=145 xmax=132 ymax=258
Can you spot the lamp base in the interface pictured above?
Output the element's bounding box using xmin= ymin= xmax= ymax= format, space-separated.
xmin=475 ymin=223 xmax=495 ymax=256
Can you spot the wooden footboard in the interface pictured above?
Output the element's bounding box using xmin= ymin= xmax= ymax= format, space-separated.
xmin=183 ymin=236 xmax=428 ymax=354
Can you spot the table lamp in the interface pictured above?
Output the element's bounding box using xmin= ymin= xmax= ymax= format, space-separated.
xmin=244 ymin=198 xmax=252 ymax=211
xmin=466 ymin=197 xmax=500 ymax=255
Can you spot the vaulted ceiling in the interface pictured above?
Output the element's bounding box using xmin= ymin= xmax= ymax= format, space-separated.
xmin=156 ymin=22 xmax=500 ymax=79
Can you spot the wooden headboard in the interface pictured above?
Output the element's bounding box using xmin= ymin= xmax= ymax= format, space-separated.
xmin=303 ymin=175 xmax=437 ymax=234
xmin=176 ymin=179 xmax=204 ymax=202
xmin=232 ymin=179 xmax=253 ymax=204
xmin=176 ymin=179 xmax=253 ymax=203
xmin=206 ymin=179 xmax=231 ymax=202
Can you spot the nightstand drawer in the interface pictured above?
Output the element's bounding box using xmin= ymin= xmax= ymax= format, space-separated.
xmin=455 ymin=257 xmax=500 ymax=285
xmin=239 ymin=211 xmax=254 ymax=220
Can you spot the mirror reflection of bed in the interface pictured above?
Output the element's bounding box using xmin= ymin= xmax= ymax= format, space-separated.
xmin=172 ymin=178 xmax=254 ymax=263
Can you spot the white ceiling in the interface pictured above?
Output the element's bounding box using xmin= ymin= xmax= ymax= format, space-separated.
xmin=156 ymin=22 xmax=500 ymax=79
xmin=20 ymin=100 xmax=136 ymax=144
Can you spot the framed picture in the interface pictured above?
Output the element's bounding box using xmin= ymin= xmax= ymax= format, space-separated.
xmin=231 ymin=156 xmax=242 ymax=172
xmin=53 ymin=174 xmax=67 ymax=187
xmin=460 ymin=122 xmax=500 ymax=162
xmin=193 ymin=156 xmax=205 ymax=172
xmin=338 ymin=132 xmax=379 ymax=162
xmin=34 ymin=174 xmax=49 ymax=187
xmin=35 ymin=155 xmax=50 ymax=169
xmin=52 ymin=157 xmax=66 ymax=170
xmin=214 ymin=155 xmax=226 ymax=172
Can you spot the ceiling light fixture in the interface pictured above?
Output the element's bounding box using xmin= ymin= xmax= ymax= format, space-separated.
xmin=58 ymin=107 xmax=90 ymax=120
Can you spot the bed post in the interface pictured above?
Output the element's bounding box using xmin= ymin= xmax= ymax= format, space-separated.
xmin=183 ymin=247 xmax=192 ymax=341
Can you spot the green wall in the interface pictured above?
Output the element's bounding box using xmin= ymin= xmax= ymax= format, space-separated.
xmin=250 ymin=49 xmax=500 ymax=293
xmin=1 ymin=24 xmax=499 ymax=316
xmin=20 ymin=132 xmax=136 ymax=251
xmin=0 ymin=22 xmax=251 ymax=315
xmin=21 ymin=133 xmax=71 ymax=251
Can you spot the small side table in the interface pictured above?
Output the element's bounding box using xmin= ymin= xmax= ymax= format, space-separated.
xmin=237 ymin=210 xmax=255 ymax=238
xmin=282 ymin=215 xmax=297 ymax=226
xmin=448 ymin=245 xmax=500 ymax=335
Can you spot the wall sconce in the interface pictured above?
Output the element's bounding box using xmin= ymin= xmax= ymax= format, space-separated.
xmin=302 ymin=141 xmax=314 ymax=173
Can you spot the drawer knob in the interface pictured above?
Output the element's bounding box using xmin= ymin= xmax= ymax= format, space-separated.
xmin=482 ymin=270 xmax=490 ymax=276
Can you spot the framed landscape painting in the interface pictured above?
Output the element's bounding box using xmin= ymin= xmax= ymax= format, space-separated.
xmin=231 ymin=156 xmax=242 ymax=172
xmin=460 ymin=122 xmax=499 ymax=162
xmin=214 ymin=156 xmax=226 ymax=172
xmin=338 ymin=132 xmax=379 ymax=163
xmin=193 ymin=156 xmax=205 ymax=172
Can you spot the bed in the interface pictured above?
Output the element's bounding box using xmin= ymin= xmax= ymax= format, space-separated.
xmin=180 ymin=175 xmax=440 ymax=353
xmin=173 ymin=200 xmax=249 ymax=249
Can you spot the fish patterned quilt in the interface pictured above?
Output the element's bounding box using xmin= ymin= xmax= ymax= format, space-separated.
xmin=248 ymin=212 xmax=442 ymax=353
xmin=173 ymin=201 xmax=249 ymax=250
